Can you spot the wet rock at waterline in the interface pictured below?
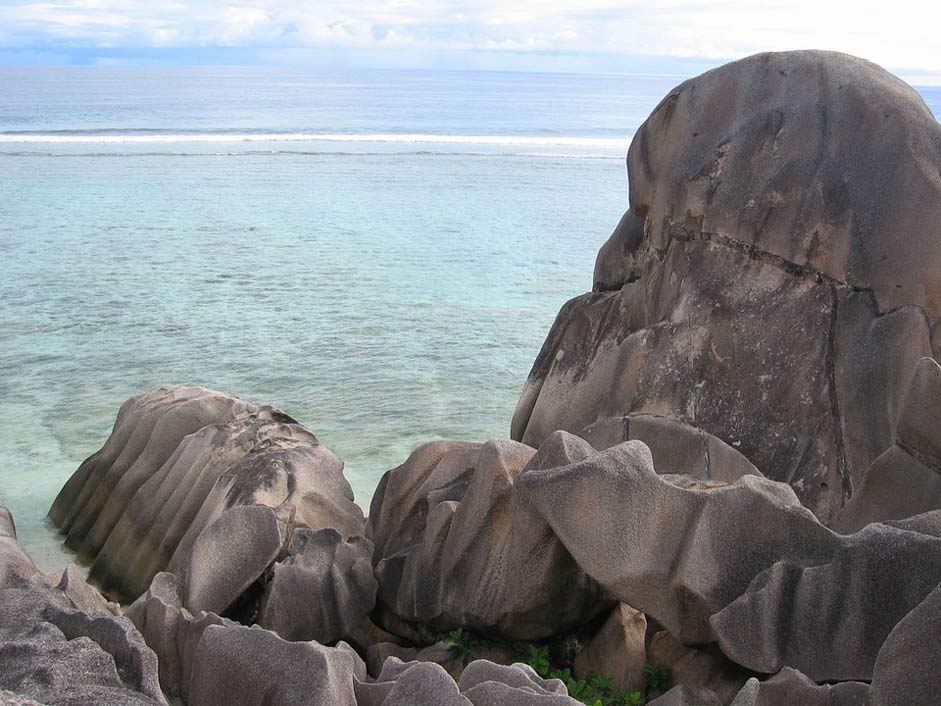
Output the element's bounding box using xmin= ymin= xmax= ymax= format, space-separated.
xmin=47 ymin=385 xmax=375 ymax=645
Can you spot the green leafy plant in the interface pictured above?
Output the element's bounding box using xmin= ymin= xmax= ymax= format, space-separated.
xmin=522 ymin=644 xmax=551 ymax=678
xmin=442 ymin=627 xmax=482 ymax=666
xmin=643 ymin=662 xmax=672 ymax=699
xmin=519 ymin=643 xmax=650 ymax=706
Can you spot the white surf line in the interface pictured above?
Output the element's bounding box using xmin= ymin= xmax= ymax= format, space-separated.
xmin=0 ymin=132 xmax=632 ymax=148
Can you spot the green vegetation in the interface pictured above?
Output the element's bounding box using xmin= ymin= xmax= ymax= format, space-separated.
xmin=442 ymin=628 xmax=672 ymax=705
xmin=642 ymin=662 xmax=673 ymax=700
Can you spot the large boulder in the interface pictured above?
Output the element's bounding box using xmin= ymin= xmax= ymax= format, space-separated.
xmin=48 ymin=386 xmax=374 ymax=644
xmin=366 ymin=435 xmax=610 ymax=640
xmin=515 ymin=436 xmax=838 ymax=644
xmin=512 ymin=51 xmax=941 ymax=520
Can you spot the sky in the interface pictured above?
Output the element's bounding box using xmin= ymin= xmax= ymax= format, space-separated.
xmin=0 ymin=0 xmax=939 ymax=82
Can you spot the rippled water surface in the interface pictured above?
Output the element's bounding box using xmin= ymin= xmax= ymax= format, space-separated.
xmin=1 ymin=67 xmax=939 ymax=571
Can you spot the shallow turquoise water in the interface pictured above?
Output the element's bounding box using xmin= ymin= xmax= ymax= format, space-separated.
xmin=1 ymin=68 xmax=939 ymax=572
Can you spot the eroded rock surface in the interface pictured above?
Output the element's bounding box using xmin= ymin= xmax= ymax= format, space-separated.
xmin=512 ymin=50 xmax=941 ymax=520
xmin=366 ymin=435 xmax=610 ymax=640
xmin=0 ymin=508 xmax=166 ymax=706
xmin=48 ymin=385 xmax=374 ymax=645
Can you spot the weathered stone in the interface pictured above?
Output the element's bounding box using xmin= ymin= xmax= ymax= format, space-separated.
xmin=647 ymin=685 xmax=722 ymax=706
xmin=48 ymin=385 xmax=365 ymax=610
xmin=729 ymin=668 xmax=869 ymax=706
xmin=365 ymin=641 xmax=461 ymax=679
xmin=830 ymin=446 xmax=941 ymax=533
xmin=380 ymin=661 xmax=472 ymax=706
xmin=257 ymin=528 xmax=377 ymax=644
xmin=368 ymin=436 xmax=608 ymax=640
xmin=574 ymin=603 xmax=647 ymax=693
xmin=832 ymin=357 xmax=941 ymax=532
xmin=124 ymin=572 xmax=231 ymax=701
xmin=57 ymin=564 xmax=117 ymax=615
xmin=869 ymin=583 xmax=941 ymax=706
xmin=0 ymin=509 xmax=38 ymax=586
xmin=0 ymin=510 xmax=166 ymax=706
xmin=579 ymin=415 xmax=761 ymax=482
xmin=459 ymin=661 xmax=578 ymax=706
xmin=712 ymin=521 xmax=941 ymax=681
xmin=513 ymin=51 xmax=941 ymax=519
xmin=182 ymin=504 xmax=284 ymax=615
xmin=186 ymin=624 xmax=358 ymax=706
xmin=648 ymin=631 xmax=751 ymax=705
xmin=516 ymin=437 xmax=837 ymax=643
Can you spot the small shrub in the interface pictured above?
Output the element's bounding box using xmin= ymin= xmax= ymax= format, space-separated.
xmin=642 ymin=662 xmax=672 ymax=699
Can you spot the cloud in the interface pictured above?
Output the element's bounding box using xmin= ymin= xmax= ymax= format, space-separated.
xmin=0 ymin=0 xmax=938 ymax=78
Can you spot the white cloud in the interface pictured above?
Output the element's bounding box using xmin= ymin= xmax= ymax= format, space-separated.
xmin=0 ymin=0 xmax=939 ymax=77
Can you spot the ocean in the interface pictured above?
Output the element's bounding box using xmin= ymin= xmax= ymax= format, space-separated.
xmin=1 ymin=67 xmax=939 ymax=572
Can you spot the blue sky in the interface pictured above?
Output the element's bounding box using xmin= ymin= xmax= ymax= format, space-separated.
xmin=1 ymin=0 xmax=939 ymax=81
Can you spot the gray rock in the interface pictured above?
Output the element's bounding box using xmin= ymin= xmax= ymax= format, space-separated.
xmin=48 ymin=385 xmax=365 ymax=609
xmin=56 ymin=564 xmax=117 ymax=615
xmin=365 ymin=641 xmax=460 ymax=679
xmin=124 ymin=572 xmax=230 ymax=702
xmin=459 ymin=661 xmax=578 ymax=706
xmin=647 ymin=685 xmax=722 ymax=706
xmin=515 ymin=437 xmax=837 ymax=643
xmin=43 ymin=606 xmax=164 ymax=704
xmin=182 ymin=503 xmax=284 ymax=615
xmin=380 ymin=661 xmax=471 ymax=706
xmin=579 ymin=415 xmax=762 ymax=483
xmin=257 ymin=528 xmax=377 ymax=644
xmin=0 ymin=509 xmax=38 ymax=587
xmin=729 ymin=668 xmax=869 ymax=706
xmin=574 ymin=603 xmax=647 ymax=694
xmin=367 ymin=435 xmax=609 ymax=640
xmin=832 ymin=357 xmax=941 ymax=532
xmin=648 ymin=631 xmax=750 ymax=705
xmin=0 ymin=510 xmax=166 ymax=706
xmin=869 ymin=583 xmax=941 ymax=706
xmin=186 ymin=624 xmax=358 ymax=706
xmin=712 ymin=522 xmax=941 ymax=681
xmin=512 ymin=51 xmax=941 ymax=519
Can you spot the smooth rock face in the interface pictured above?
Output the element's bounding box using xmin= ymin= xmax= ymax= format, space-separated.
xmin=182 ymin=504 xmax=284 ymax=615
xmin=832 ymin=357 xmax=941 ymax=532
xmin=869 ymin=583 xmax=941 ymax=706
xmin=0 ymin=508 xmax=167 ymax=706
xmin=367 ymin=435 xmax=609 ymax=640
xmin=574 ymin=603 xmax=647 ymax=694
xmin=711 ymin=519 xmax=941 ymax=681
xmin=512 ymin=51 xmax=941 ymax=519
xmin=187 ymin=624 xmax=358 ymax=706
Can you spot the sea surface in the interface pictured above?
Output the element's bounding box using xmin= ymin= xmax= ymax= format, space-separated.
xmin=1 ymin=67 xmax=939 ymax=572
